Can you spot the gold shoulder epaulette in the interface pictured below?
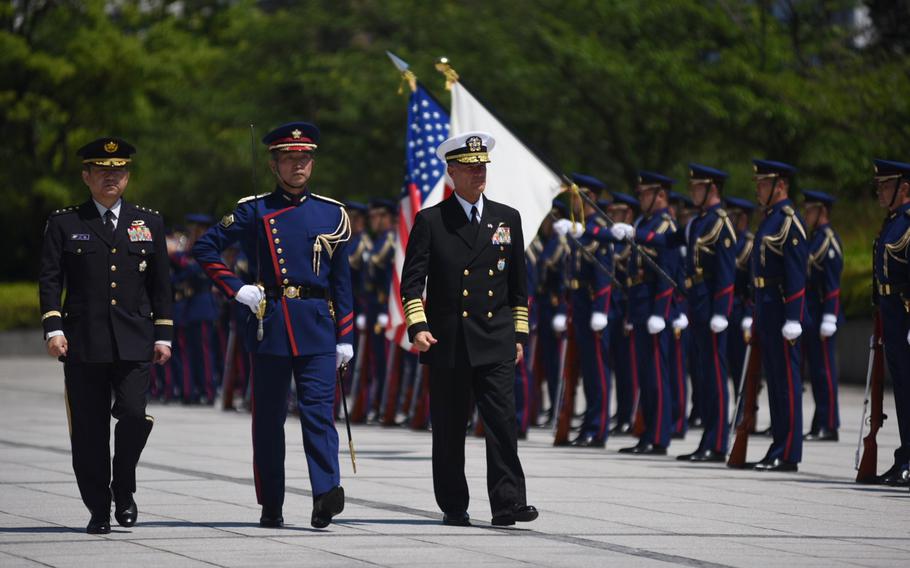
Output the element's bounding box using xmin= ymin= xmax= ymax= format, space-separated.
xmin=312 ymin=193 xmax=344 ymax=207
xmin=237 ymin=193 xmax=269 ymax=204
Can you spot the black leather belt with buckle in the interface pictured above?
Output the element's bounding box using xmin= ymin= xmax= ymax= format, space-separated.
xmin=265 ymin=285 xmax=329 ymax=300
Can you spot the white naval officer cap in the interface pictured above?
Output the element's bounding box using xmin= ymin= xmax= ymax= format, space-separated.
xmin=435 ymin=131 xmax=496 ymax=164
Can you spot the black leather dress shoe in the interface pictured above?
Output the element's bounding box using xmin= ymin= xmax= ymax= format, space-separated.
xmin=803 ymin=429 xmax=838 ymax=442
xmin=86 ymin=513 xmax=111 ymax=534
xmin=492 ymin=505 xmax=538 ymax=526
xmin=756 ymin=426 xmax=773 ymax=437
xmin=876 ymin=464 xmax=910 ymax=486
xmin=259 ymin=506 xmax=283 ymax=528
xmin=311 ymin=486 xmax=344 ymax=528
xmin=570 ymin=434 xmax=606 ymax=448
xmin=610 ymin=422 xmax=633 ymax=436
xmin=442 ymin=511 xmax=471 ymax=526
xmin=113 ymin=494 xmax=137 ymax=527
xmin=618 ymin=442 xmax=667 ymax=455
xmin=677 ymin=448 xmax=726 ymax=462
xmin=671 ymin=431 xmax=686 ymax=440
xmin=753 ymin=458 xmax=798 ymax=472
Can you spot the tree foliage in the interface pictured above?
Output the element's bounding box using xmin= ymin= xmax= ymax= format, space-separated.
xmin=3 ymin=0 xmax=909 ymax=285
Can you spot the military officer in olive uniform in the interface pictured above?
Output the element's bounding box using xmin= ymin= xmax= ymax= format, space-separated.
xmin=401 ymin=131 xmax=538 ymax=527
xmin=39 ymin=137 xmax=173 ymax=534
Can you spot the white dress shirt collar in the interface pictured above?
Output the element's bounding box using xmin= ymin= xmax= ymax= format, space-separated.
xmin=93 ymin=197 xmax=122 ymax=226
xmin=454 ymin=192 xmax=484 ymax=222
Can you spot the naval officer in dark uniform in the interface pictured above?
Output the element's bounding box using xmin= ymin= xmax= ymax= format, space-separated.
xmin=401 ymin=131 xmax=538 ymax=527
xmin=39 ymin=137 xmax=173 ymax=534
xmin=193 ymin=122 xmax=354 ymax=528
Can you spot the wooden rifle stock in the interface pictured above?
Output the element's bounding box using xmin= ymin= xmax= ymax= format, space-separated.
xmin=553 ymin=324 xmax=579 ymax=446
xmin=856 ymin=313 xmax=885 ymax=483
xmin=727 ymin=338 xmax=762 ymax=468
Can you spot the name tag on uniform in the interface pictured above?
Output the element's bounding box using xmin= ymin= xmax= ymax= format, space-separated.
xmin=491 ymin=225 xmax=511 ymax=245
xmin=127 ymin=226 xmax=153 ymax=242
xmin=70 ymin=233 xmax=91 ymax=241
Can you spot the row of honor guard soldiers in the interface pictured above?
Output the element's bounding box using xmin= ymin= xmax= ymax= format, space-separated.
xmin=514 ymin=161 xmax=853 ymax=472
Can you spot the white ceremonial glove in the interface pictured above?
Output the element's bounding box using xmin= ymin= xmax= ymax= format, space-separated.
xmin=552 ymin=313 xmax=568 ymax=333
xmin=336 ymin=343 xmax=354 ymax=368
xmin=741 ymin=316 xmax=753 ymax=332
xmin=377 ymin=313 xmax=389 ymax=328
xmin=552 ymin=219 xmax=571 ymax=236
xmin=235 ymin=284 xmax=263 ymax=314
xmin=569 ymin=222 xmax=585 ymax=239
xmin=647 ymin=316 xmax=666 ymax=335
xmin=356 ymin=314 xmax=367 ymax=330
xmin=782 ymin=320 xmax=802 ymax=341
xmin=590 ymin=311 xmax=608 ymax=331
xmin=610 ymin=222 xmax=635 ymax=240
xmin=819 ymin=314 xmax=837 ymax=338
xmin=672 ymin=313 xmax=689 ymax=331
xmin=710 ymin=315 xmax=729 ymax=334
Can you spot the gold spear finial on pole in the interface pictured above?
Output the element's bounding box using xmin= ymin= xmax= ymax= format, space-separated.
xmin=435 ymin=57 xmax=460 ymax=90
xmin=386 ymin=50 xmax=417 ymax=94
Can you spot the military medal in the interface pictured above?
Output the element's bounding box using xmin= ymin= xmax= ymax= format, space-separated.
xmin=497 ymin=258 xmax=506 ymax=271
xmin=138 ymin=260 xmax=147 ymax=272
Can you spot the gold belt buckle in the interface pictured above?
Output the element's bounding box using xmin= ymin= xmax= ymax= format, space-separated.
xmin=684 ymin=277 xmax=693 ymax=289
xmin=879 ymin=283 xmax=891 ymax=295
xmin=754 ymin=277 xmax=765 ymax=288
xmin=284 ymin=285 xmax=299 ymax=299
xmin=570 ymin=279 xmax=580 ymax=290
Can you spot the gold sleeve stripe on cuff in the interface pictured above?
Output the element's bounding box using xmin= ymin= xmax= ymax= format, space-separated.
xmin=515 ymin=320 xmax=530 ymax=334
xmin=154 ymin=319 xmax=174 ymax=326
xmin=406 ymin=312 xmax=428 ymax=327
xmin=42 ymin=310 xmax=62 ymax=321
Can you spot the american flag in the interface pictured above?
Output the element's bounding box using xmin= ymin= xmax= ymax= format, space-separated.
xmin=386 ymin=83 xmax=450 ymax=348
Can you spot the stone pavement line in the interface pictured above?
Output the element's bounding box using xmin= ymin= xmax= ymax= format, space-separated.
xmin=0 ymin=438 xmax=734 ymax=568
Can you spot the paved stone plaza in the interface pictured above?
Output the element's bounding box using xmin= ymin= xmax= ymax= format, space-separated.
xmin=0 ymin=357 xmax=907 ymax=567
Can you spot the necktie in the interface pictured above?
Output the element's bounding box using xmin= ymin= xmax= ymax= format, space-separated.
xmin=104 ymin=209 xmax=116 ymax=238
xmin=470 ymin=205 xmax=479 ymax=225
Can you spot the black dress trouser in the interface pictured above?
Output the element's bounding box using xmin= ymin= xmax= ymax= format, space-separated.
xmin=428 ymin=335 xmax=527 ymax=517
xmin=64 ymin=360 xmax=153 ymax=514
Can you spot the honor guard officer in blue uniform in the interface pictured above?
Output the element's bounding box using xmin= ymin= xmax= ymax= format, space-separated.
xmin=801 ymin=190 xmax=843 ymax=442
xmin=675 ymin=164 xmax=737 ymax=462
xmin=613 ymin=171 xmax=680 ymax=455
xmin=39 ymin=137 xmax=173 ymax=534
xmin=401 ymin=131 xmax=537 ymax=527
xmin=192 ymin=122 xmax=354 ymax=528
xmin=174 ymin=214 xmax=221 ymax=404
xmin=365 ymin=198 xmax=396 ymax=418
xmin=871 ymin=159 xmax=910 ymax=486
xmin=750 ymin=159 xmax=808 ymax=472
xmin=606 ymin=192 xmax=639 ymax=434
xmin=725 ymin=197 xmax=756 ymax=394
xmin=536 ymin=199 xmax=570 ymax=425
xmin=552 ymin=175 xmax=617 ymax=447
xmin=344 ymin=201 xmax=372 ymax=360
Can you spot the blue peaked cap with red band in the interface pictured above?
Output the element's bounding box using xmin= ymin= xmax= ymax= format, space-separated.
xmin=262 ymin=122 xmax=320 ymax=152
